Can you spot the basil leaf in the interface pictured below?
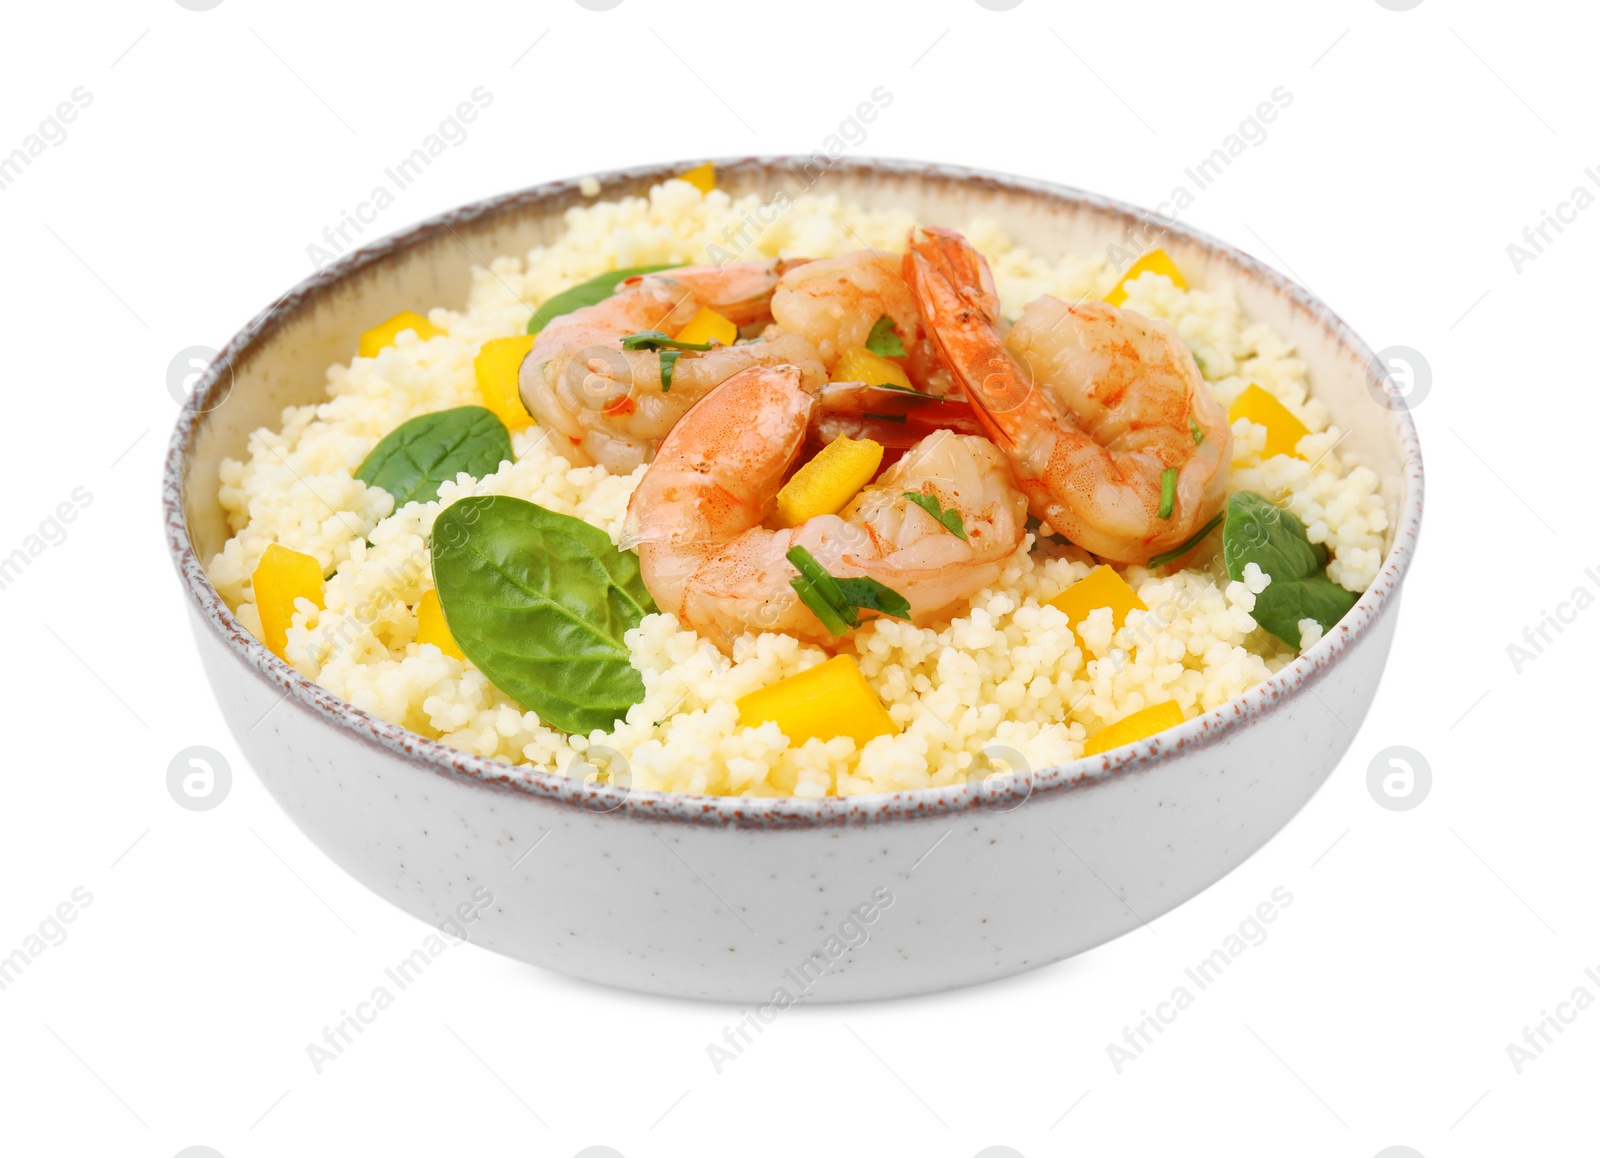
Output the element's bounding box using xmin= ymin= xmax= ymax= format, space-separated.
xmin=1222 ymin=490 xmax=1358 ymax=648
xmin=526 ymin=264 xmax=682 ymax=334
xmin=903 ymin=492 xmax=967 ymax=540
xmin=356 ymin=406 xmax=512 ymax=507
xmin=865 ymin=315 xmax=907 ymax=358
xmin=430 ymin=496 xmax=656 ymax=734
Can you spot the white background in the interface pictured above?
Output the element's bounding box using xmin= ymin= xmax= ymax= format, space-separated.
xmin=1 ymin=0 xmax=1593 ymax=1155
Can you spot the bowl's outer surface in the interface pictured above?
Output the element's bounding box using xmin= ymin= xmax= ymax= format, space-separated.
xmin=167 ymin=157 xmax=1423 ymax=1002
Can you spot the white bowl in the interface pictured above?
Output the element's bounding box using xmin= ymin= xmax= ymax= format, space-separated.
xmin=164 ymin=158 xmax=1423 ymax=1002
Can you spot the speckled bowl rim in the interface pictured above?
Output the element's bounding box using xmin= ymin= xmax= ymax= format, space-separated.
xmin=163 ymin=155 xmax=1424 ymax=831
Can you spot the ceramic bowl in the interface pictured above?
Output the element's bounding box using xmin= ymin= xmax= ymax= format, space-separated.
xmin=164 ymin=157 xmax=1423 ymax=1002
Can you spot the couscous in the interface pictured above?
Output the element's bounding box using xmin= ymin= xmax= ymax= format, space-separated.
xmin=207 ymin=170 xmax=1387 ymax=798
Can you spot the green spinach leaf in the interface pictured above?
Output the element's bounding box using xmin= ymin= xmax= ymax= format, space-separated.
xmin=430 ymin=496 xmax=656 ymax=734
xmin=1222 ymin=490 xmax=1358 ymax=648
xmin=356 ymin=406 xmax=512 ymax=507
xmin=864 ymin=314 xmax=907 ymax=358
xmin=526 ymin=264 xmax=683 ymax=334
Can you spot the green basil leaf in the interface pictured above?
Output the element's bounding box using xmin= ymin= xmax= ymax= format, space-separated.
xmin=864 ymin=314 xmax=907 ymax=358
xmin=431 ymin=496 xmax=656 ymax=734
xmin=870 ymin=315 xmax=908 ymax=359
xmin=903 ymin=492 xmax=967 ymax=540
xmin=1222 ymin=490 xmax=1358 ymax=648
xmin=526 ymin=264 xmax=682 ymax=334
xmin=356 ymin=406 xmax=512 ymax=507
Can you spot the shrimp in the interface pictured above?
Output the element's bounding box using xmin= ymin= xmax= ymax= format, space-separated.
xmin=622 ymin=364 xmax=1028 ymax=655
xmin=519 ymin=260 xmax=826 ymax=474
xmin=770 ymin=249 xmax=955 ymax=394
xmin=904 ymin=227 xmax=1232 ymax=564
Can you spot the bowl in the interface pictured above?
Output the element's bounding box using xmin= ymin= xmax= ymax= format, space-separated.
xmin=164 ymin=157 xmax=1423 ymax=1002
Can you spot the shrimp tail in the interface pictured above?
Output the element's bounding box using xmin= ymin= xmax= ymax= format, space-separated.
xmin=902 ymin=228 xmax=1032 ymax=445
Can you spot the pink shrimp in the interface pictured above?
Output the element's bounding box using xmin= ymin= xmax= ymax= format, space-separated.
xmin=622 ymin=364 xmax=1028 ymax=654
xmin=519 ymin=261 xmax=825 ymax=474
xmin=903 ymin=227 xmax=1231 ymax=564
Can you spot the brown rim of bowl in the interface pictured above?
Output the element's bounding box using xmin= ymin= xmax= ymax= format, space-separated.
xmin=162 ymin=155 xmax=1424 ymax=831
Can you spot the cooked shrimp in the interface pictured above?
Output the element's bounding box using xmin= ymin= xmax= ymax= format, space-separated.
xmin=806 ymin=381 xmax=988 ymax=466
xmin=904 ymin=227 xmax=1231 ymax=564
xmin=520 ymin=261 xmax=826 ymax=473
xmin=622 ymin=364 xmax=1028 ymax=655
xmin=770 ymin=249 xmax=955 ymax=394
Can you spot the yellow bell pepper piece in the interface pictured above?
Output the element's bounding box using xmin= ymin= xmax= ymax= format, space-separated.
xmin=1083 ymin=701 xmax=1185 ymax=757
xmin=1228 ymin=383 xmax=1310 ymax=461
xmin=474 ymin=334 xmax=537 ymax=432
xmin=674 ymin=307 xmax=737 ymax=347
xmin=833 ymin=345 xmax=913 ymax=392
xmin=775 ymin=436 xmax=884 ymax=528
xmin=1106 ymin=248 xmax=1188 ymax=307
xmin=359 ymin=310 xmax=445 ymax=359
xmin=251 ymin=543 xmax=325 ymax=661
xmin=679 ymin=161 xmax=716 ymax=193
xmin=415 ymin=589 xmax=465 ymax=660
xmin=1047 ymin=564 xmax=1147 ymax=649
xmin=736 ymin=655 xmax=898 ymax=747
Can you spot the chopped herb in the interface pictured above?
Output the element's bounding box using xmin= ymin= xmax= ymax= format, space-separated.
xmin=788 ymin=544 xmax=849 ymax=608
xmin=834 ymin=576 xmax=912 ymax=620
xmin=864 ymin=315 xmax=907 ymax=358
xmin=1146 ymin=511 xmax=1223 ymax=569
xmin=786 ymin=545 xmax=911 ymax=635
xmin=659 ymin=349 xmax=681 ymax=392
xmin=618 ymin=330 xmax=713 ymax=392
xmin=619 ymin=329 xmax=715 ymax=353
xmin=863 ymin=412 xmax=907 ymax=423
xmin=1189 ymin=416 xmax=1204 ymax=445
xmin=903 ymin=492 xmax=967 ymax=540
xmin=791 ymin=573 xmax=853 ymax=636
xmin=1193 ymin=351 xmax=1209 ymax=376
xmin=1158 ymin=468 xmax=1177 ymax=519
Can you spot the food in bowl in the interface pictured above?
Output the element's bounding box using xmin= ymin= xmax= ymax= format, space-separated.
xmin=205 ymin=167 xmax=1387 ymax=799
